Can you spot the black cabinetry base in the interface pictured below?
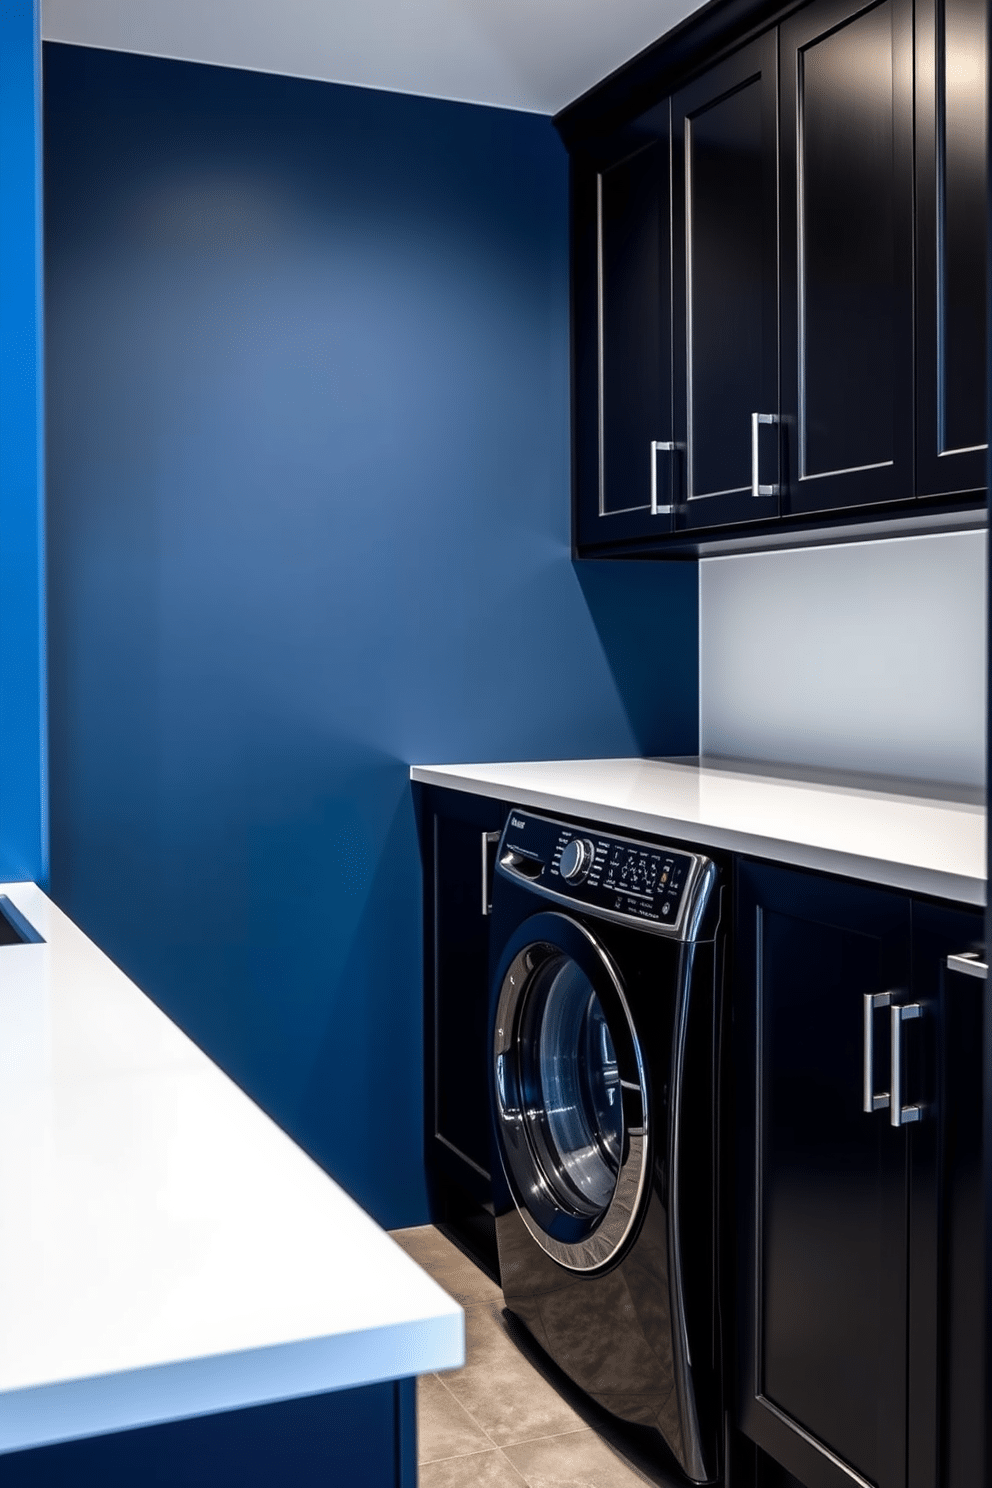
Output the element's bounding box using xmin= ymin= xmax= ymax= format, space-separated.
xmin=417 ymin=784 xmax=508 ymax=1290
xmin=726 ymin=1431 xmax=807 ymax=1488
xmin=431 ymin=1171 xmax=501 ymax=1286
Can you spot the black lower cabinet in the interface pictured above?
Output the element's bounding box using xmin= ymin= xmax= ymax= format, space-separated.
xmin=417 ymin=785 xmax=508 ymax=1280
xmin=735 ymin=861 xmax=911 ymax=1488
xmin=734 ymin=860 xmax=984 ymax=1488
xmin=913 ymin=903 xmax=986 ymax=1488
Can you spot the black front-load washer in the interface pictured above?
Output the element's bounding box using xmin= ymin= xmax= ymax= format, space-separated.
xmin=488 ymin=808 xmax=724 ymax=1485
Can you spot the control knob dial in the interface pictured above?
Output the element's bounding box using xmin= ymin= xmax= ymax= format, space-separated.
xmin=559 ymin=838 xmax=594 ymax=884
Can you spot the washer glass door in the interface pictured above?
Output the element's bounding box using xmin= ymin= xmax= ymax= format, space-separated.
xmin=524 ymin=957 xmax=622 ymax=1216
xmin=493 ymin=914 xmax=650 ymax=1272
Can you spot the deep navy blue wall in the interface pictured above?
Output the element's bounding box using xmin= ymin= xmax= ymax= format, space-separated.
xmin=0 ymin=0 xmax=47 ymax=886
xmin=44 ymin=43 xmax=697 ymax=1226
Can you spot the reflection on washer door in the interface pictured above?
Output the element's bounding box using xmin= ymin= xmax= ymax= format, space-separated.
xmin=530 ymin=957 xmax=622 ymax=1216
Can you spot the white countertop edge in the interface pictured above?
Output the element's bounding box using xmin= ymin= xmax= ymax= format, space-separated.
xmin=0 ymin=1312 xmax=465 ymax=1456
xmin=725 ymin=842 xmax=984 ymax=907
xmin=0 ymin=881 xmax=466 ymax=1453
xmin=410 ymin=763 xmax=986 ymax=907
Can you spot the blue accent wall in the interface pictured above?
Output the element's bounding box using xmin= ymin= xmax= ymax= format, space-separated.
xmin=44 ymin=43 xmax=697 ymax=1226
xmin=0 ymin=0 xmax=48 ymax=886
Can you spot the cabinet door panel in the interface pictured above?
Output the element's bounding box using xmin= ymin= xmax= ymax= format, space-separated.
xmin=572 ymin=106 xmax=673 ymax=550
xmin=761 ymin=910 xmax=893 ymax=1475
xmin=916 ymin=0 xmax=988 ymax=497
xmin=673 ymin=34 xmax=780 ymax=531
xmin=736 ymin=861 xmax=911 ymax=1488
xmin=939 ymin=948 xmax=985 ymax=1488
xmin=801 ymin=7 xmax=894 ymax=475
xmin=600 ymin=139 xmax=670 ymax=518
xmin=427 ymin=793 xmax=505 ymax=1203
xmin=781 ymin=0 xmax=914 ymax=515
xmin=910 ymin=902 xmax=985 ymax=1488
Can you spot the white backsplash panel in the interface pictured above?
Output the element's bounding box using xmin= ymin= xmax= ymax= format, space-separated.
xmin=699 ymin=529 xmax=987 ymax=788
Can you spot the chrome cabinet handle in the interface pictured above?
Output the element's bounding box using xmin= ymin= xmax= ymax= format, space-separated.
xmin=946 ymin=951 xmax=987 ymax=980
xmin=750 ymin=412 xmax=779 ymax=498
xmin=481 ymin=831 xmax=501 ymax=917
xmin=651 ymin=441 xmax=676 ymax=515
xmin=890 ymin=1003 xmax=924 ymax=1126
xmin=863 ymin=990 xmax=892 ymax=1112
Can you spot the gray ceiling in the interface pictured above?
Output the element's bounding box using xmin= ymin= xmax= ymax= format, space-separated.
xmin=41 ymin=0 xmax=707 ymax=115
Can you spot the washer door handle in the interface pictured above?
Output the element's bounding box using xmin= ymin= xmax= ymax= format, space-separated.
xmin=481 ymin=830 xmax=501 ymax=916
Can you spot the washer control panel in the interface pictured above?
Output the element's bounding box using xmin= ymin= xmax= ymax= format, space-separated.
xmin=558 ymin=837 xmax=594 ymax=882
xmin=496 ymin=809 xmax=710 ymax=938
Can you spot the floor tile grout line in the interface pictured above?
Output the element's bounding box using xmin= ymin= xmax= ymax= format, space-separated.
xmin=428 ymin=1365 xmax=596 ymax=1456
xmin=497 ymin=1423 xmax=593 ymax=1447
xmin=417 ymin=1371 xmax=496 ymax=1467
xmin=407 ymin=1230 xmax=647 ymax=1482
xmin=430 ymin=1367 xmax=502 ymax=1449
xmin=499 ymin=1437 xmax=657 ymax=1488
xmin=431 ymin=1305 xmax=593 ymax=1451
xmin=418 ymin=1442 xmax=524 ymax=1468
xmin=495 ymin=1446 xmax=530 ymax=1486
xmin=420 ymin=1413 xmax=596 ymax=1468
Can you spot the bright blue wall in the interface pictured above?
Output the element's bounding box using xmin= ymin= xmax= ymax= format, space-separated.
xmin=0 ymin=0 xmax=47 ymax=885
xmin=44 ymin=43 xmax=697 ymax=1227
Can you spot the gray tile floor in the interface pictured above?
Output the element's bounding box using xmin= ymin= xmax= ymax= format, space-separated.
xmin=390 ymin=1225 xmax=659 ymax=1488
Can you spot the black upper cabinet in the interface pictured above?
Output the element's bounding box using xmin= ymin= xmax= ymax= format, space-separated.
xmin=779 ymin=0 xmax=915 ymax=517
xmin=560 ymin=0 xmax=987 ymax=555
xmin=672 ymin=33 xmax=781 ymax=532
xmin=915 ymin=0 xmax=989 ymax=499
xmin=572 ymin=103 xmax=674 ymax=550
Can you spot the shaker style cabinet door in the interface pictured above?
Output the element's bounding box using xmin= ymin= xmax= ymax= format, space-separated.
xmin=672 ymin=32 xmax=780 ymax=532
xmin=908 ymin=901 xmax=985 ymax=1488
xmin=735 ymin=860 xmax=913 ymax=1488
xmin=915 ymin=0 xmax=988 ymax=499
xmin=571 ymin=103 xmax=674 ymax=550
xmin=779 ymin=0 xmax=914 ymax=516
xmin=420 ymin=785 xmax=507 ymax=1284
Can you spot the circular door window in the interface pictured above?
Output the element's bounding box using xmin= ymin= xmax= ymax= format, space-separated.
xmin=522 ymin=955 xmax=623 ymax=1215
xmin=492 ymin=913 xmax=649 ymax=1272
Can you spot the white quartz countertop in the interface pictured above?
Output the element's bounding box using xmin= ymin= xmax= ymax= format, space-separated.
xmin=410 ymin=757 xmax=986 ymax=907
xmin=0 ymin=883 xmax=463 ymax=1456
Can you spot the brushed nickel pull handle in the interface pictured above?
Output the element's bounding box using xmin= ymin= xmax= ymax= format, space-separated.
xmin=751 ymin=412 xmax=779 ymax=498
xmin=946 ymin=951 xmax=987 ymax=980
xmin=481 ymin=831 xmax=501 ymax=917
xmin=890 ymin=1003 xmax=924 ymax=1126
xmin=863 ymin=990 xmax=892 ymax=1113
xmin=651 ymin=441 xmax=676 ymax=515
